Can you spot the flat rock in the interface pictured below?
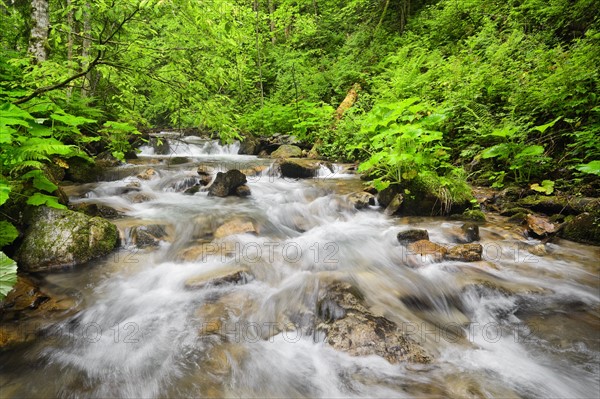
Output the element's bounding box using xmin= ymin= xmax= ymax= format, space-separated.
xmin=214 ymin=218 xmax=257 ymax=239
xmin=317 ymin=282 xmax=431 ymax=364
xmin=407 ymin=240 xmax=447 ymax=262
xmin=184 ymin=268 xmax=250 ymax=290
xmin=397 ymin=229 xmax=429 ymax=244
xmin=445 ymin=244 xmax=483 ymax=262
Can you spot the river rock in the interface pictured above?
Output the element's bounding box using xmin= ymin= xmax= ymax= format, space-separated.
xmin=235 ymin=184 xmax=251 ymax=197
xmin=184 ymin=268 xmax=250 ymax=290
xmin=208 ymin=170 xmax=247 ymax=197
xmin=238 ymin=135 xmax=260 ymax=155
xmin=69 ymin=203 xmax=121 ymax=219
xmin=445 ymin=244 xmax=483 ymax=262
xmin=384 ymin=194 xmax=403 ymax=215
xmin=65 ymin=157 xmax=99 ymax=183
xmin=137 ymin=168 xmax=157 ymax=180
xmin=526 ymin=214 xmax=557 ymax=237
xmin=197 ymin=164 xmax=214 ymax=186
xmin=459 ymin=223 xmax=480 ymax=243
xmin=316 ymin=281 xmax=431 ymax=364
xmin=517 ymin=195 xmax=600 ymax=215
xmin=271 ymin=144 xmax=302 ymax=158
xmin=347 ymin=192 xmax=375 ymax=209
xmin=559 ymin=213 xmax=600 ymax=246
xmin=130 ymin=224 xmax=168 ymax=248
xmin=397 ymin=229 xmax=429 ymax=245
xmin=407 ymin=240 xmax=447 ymax=261
xmin=15 ymin=207 xmax=118 ymax=272
xmin=167 ymin=156 xmax=190 ymax=165
xmin=178 ymin=241 xmax=237 ymax=262
xmin=214 ymin=218 xmax=257 ymax=239
xmin=279 ymin=159 xmax=322 ymax=178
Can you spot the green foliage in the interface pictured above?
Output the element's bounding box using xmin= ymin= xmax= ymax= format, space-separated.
xmin=575 ymin=160 xmax=600 ymax=176
xmin=99 ymin=121 xmax=142 ymax=161
xmin=0 ymin=251 xmax=18 ymax=301
xmin=353 ymin=98 xmax=451 ymax=187
xmin=530 ymin=180 xmax=555 ymax=195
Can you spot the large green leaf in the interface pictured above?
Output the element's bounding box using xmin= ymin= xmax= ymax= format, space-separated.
xmin=0 ymin=221 xmax=18 ymax=247
xmin=515 ymin=145 xmax=544 ymax=158
xmin=26 ymin=193 xmax=67 ymax=209
xmin=480 ymin=143 xmax=510 ymax=159
xmin=0 ymin=182 xmax=10 ymax=206
xmin=575 ymin=160 xmax=600 ymax=176
xmin=22 ymin=170 xmax=58 ymax=193
xmin=0 ymin=251 xmax=18 ymax=300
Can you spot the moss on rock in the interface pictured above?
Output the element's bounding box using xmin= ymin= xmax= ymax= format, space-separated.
xmin=15 ymin=207 xmax=118 ymax=272
xmin=559 ymin=213 xmax=600 ymax=246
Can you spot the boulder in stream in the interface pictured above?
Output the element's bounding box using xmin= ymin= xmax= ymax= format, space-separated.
xmin=317 ymin=281 xmax=431 ymax=364
xmin=15 ymin=207 xmax=118 ymax=272
xmin=137 ymin=168 xmax=157 ymax=180
xmin=397 ymin=229 xmax=429 ymax=245
xmin=559 ymin=212 xmax=600 ymax=246
xmin=270 ymin=144 xmax=302 ymax=158
xmin=279 ymin=159 xmax=324 ymax=178
xmin=208 ymin=170 xmax=248 ymax=197
xmin=526 ymin=213 xmax=557 ymax=237
xmin=445 ymin=243 xmax=483 ymax=262
xmin=184 ymin=268 xmax=251 ymax=290
xmin=347 ymin=192 xmax=375 ymax=209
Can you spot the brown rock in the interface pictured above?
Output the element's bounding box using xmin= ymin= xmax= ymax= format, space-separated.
xmin=526 ymin=214 xmax=557 ymax=237
xmin=348 ymin=192 xmax=375 ymax=209
xmin=317 ymin=282 xmax=431 ymax=364
xmin=214 ymin=218 xmax=257 ymax=239
xmin=445 ymin=244 xmax=483 ymax=262
xmin=184 ymin=269 xmax=250 ymax=290
xmin=208 ymin=170 xmax=247 ymax=197
xmin=407 ymin=240 xmax=447 ymax=261
xmin=137 ymin=168 xmax=157 ymax=180
xmin=397 ymin=229 xmax=429 ymax=245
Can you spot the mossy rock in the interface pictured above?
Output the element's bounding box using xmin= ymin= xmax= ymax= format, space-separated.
xmin=15 ymin=207 xmax=118 ymax=272
xmin=559 ymin=213 xmax=600 ymax=246
xmin=64 ymin=157 xmax=99 ymax=183
xmin=390 ymin=175 xmax=473 ymax=216
xmin=271 ymin=145 xmax=302 ymax=158
xmin=517 ymin=195 xmax=600 ymax=216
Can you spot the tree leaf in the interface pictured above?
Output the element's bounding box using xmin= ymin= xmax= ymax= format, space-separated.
xmin=0 ymin=221 xmax=19 ymax=247
xmin=516 ymin=145 xmax=544 ymax=158
xmin=575 ymin=160 xmax=600 ymax=176
xmin=0 ymin=251 xmax=18 ymax=300
xmin=26 ymin=193 xmax=67 ymax=209
xmin=481 ymin=143 xmax=510 ymax=159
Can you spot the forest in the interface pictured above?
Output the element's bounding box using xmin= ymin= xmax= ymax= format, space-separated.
xmin=0 ymin=1 xmax=599 ymax=396
xmin=0 ymin=0 xmax=600 ymax=399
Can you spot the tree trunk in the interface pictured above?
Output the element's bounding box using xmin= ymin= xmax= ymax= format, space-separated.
xmin=81 ymin=3 xmax=92 ymax=97
xmin=268 ymin=0 xmax=276 ymax=44
xmin=254 ymin=0 xmax=264 ymax=107
xmin=28 ymin=0 xmax=50 ymax=63
xmin=66 ymin=0 xmax=74 ymax=98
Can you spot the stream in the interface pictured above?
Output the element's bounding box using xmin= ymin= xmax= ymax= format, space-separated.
xmin=1 ymin=134 xmax=599 ymax=398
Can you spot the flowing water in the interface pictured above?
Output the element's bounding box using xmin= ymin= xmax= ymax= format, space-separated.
xmin=1 ymin=135 xmax=599 ymax=398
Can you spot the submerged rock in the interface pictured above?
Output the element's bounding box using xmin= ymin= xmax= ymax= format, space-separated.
xmin=214 ymin=218 xmax=257 ymax=239
xmin=235 ymin=184 xmax=251 ymax=197
xmin=347 ymin=192 xmax=375 ymax=209
xmin=208 ymin=170 xmax=248 ymax=197
xmin=459 ymin=223 xmax=480 ymax=243
xmin=137 ymin=168 xmax=157 ymax=180
xmin=129 ymin=224 xmax=168 ymax=248
xmin=316 ymin=282 xmax=431 ymax=364
xmin=407 ymin=240 xmax=447 ymax=261
xmin=184 ymin=268 xmax=250 ymax=290
xmin=15 ymin=207 xmax=118 ymax=272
